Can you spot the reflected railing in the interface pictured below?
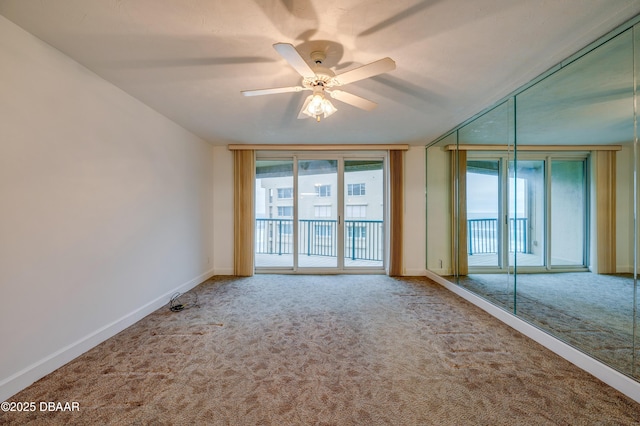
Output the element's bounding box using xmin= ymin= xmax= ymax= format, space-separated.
xmin=467 ymin=218 xmax=528 ymax=255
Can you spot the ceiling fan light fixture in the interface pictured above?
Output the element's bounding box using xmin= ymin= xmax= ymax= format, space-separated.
xmin=303 ymin=92 xmax=337 ymax=122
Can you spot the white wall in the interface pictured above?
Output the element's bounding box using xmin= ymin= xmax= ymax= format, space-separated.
xmin=425 ymin=144 xmax=452 ymax=275
xmin=0 ymin=16 xmax=215 ymax=400
xmin=212 ymin=146 xmax=234 ymax=275
xmin=403 ymin=146 xmax=427 ymax=275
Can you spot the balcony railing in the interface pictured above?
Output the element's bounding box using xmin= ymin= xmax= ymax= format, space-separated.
xmin=255 ymin=218 xmax=384 ymax=261
xmin=467 ymin=218 xmax=528 ymax=255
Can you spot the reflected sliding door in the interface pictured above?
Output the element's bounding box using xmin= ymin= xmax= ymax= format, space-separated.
xmin=466 ymin=155 xmax=588 ymax=272
xmin=466 ymin=160 xmax=501 ymax=268
xmin=510 ymin=160 xmax=545 ymax=268
xmin=550 ymin=160 xmax=587 ymax=266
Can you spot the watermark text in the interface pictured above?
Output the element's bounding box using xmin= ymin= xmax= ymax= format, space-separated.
xmin=1 ymin=401 xmax=80 ymax=412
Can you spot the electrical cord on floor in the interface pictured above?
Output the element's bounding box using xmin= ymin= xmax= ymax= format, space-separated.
xmin=169 ymin=291 xmax=199 ymax=312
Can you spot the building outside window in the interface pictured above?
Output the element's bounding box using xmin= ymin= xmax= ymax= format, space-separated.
xmin=277 ymin=187 xmax=293 ymax=199
xmin=346 ymin=205 xmax=366 ymax=218
xmin=315 ymin=184 xmax=331 ymax=197
xmin=277 ymin=206 xmax=293 ymax=217
xmin=314 ymin=205 xmax=332 ymax=218
xmin=347 ymin=183 xmax=366 ymax=196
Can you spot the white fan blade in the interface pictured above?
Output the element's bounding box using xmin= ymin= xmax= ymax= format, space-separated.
xmin=333 ymin=57 xmax=396 ymax=86
xmin=328 ymin=90 xmax=378 ymax=111
xmin=298 ymin=95 xmax=313 ymax=119
xmin=273 ymin=43 xmax=316 ymax=79
xmin=241 ymin=86 xmax=305 ymax=97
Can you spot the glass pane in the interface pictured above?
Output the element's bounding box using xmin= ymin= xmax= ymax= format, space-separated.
xmin=551 ymin=160 xmax=585 ymax=266
xmin=516 ymin=30 xmax=633 ymax=146
xmin=255 ymin=160 xmax=294 ymax=268
xmin=344 ymin=160 xmax=384 ymax=268
xmin=514 ymin=28 xmax=636 ymax=378
xmin=509 ymin=160 xmax=545 ymax=267
xmin=298 ymin=160 xmax=338 ymax=268
xmin=443 ymin=99 xmax=516 ymax=314
xmin=429 ymin=21 xmax=640 ymax=380
xmin=466 ymin=160 xmax=500 ymax=267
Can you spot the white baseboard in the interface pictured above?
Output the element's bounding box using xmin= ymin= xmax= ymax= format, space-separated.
xmin=213 ymin=267 xmax=234 ymax=275
xmin=425 ymin=270 xmax=640 ymax=405
xmin=0 ymin=269 xmax=215 ymax=402
xmin=403 ymin=268 xmax=428 ymax=276
xmin=424 ymin=267 xmax=451 ymax=276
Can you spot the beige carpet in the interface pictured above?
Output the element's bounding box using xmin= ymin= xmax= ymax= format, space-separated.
xmin=3 ymin=275 xmax=640 ymax=425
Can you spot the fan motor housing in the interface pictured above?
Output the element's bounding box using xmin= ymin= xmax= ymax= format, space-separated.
xmin=303 ymin=65 xmax=336 ymax=89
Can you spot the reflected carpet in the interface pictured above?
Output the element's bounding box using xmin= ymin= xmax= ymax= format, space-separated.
xmin=457 ymin=272 xmax=639 ymax=377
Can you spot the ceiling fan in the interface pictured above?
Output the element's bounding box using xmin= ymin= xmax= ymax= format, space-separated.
xmin=241 ymin=43 xmax=396 ymax=122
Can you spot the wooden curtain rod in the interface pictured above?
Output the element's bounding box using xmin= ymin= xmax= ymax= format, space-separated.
xmin=228 ymin=144 xmax=410 ymax=151
xmin=445 ymin=144 xmax=622 ymax=151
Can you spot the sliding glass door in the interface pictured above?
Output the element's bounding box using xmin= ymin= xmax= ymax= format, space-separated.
xmin=344 ymin=160 xmax=384 ymax=268
xmin=255 ymin=154 xmax=386 ymax=273
xmin=298 ymin=159 xmax=339 ymax=268
xmin=255 ymin=159 xmax=294 ymax=269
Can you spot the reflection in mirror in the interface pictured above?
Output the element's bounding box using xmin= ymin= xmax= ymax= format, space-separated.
xmin=550 ymin=159 xmax=587 ymax=267
xmin=516 ymin=29 xmax=633 ymax=146
xmin=458 ymin=101 xmax=511 ymax=146
xmin=509 ymin=159 xmax=545 ymax=269
xmin=450 ymin=101 xmax=516 ymax=312
xmin=466 ymin=159 xmax=500 ymax=269
xmin=514 ymin=28 xmax=636 ymax=379
xmin=426 ymin=23 xmax=640 ymax=381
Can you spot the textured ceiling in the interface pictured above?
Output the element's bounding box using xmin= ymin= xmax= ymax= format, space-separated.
xmin=2 ymin=0 xmax=640 ymax=146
